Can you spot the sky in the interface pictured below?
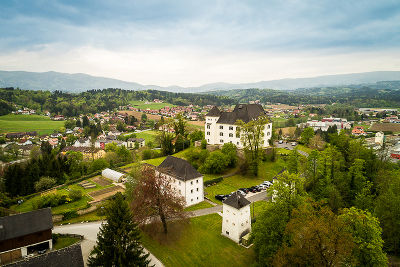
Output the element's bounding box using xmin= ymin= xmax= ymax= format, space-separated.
xmin=0 ymin=0 xmax=400 ymax=87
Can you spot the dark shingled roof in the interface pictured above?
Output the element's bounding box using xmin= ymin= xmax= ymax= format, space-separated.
xmin=5 ymin=243 xmax=84 ymax=267
xmin=206 ymin=106 xmax=221 ymax=117
xmin=223 ymin=192 xmax=251 ymax=209
xmin=0 ymin=208 xmax=53 ymax=242
xmin=217 ymin=104 xmax=266 ymax=124
xmin=158 ymin=156 xmax=202 ymax=181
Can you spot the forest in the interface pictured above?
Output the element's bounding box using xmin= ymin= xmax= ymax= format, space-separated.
xmin=0 ymin=87 xmax=235 ymax=116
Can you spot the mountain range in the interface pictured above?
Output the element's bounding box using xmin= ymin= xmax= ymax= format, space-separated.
xmin=1 ymin=70 xmax=400 ymax=93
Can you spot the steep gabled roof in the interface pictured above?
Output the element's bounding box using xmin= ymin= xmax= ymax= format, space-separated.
xmin=223 ymin=192 xmax=251 ymax=209
xmin=158 ymin=156 xmax=202 ymax=181
xmin=206 ymin=106 xmax=221 ymax=117
xmin=217 ymin=104 xmax=266 ymax=124
xmin=6 ymin=243 xmax=84 ymax=267
xmin=0 ymin=208 xmax=53 ymax=242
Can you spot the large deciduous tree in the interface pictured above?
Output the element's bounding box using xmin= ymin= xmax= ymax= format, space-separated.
xmin=235 ymin=116 xmax=269 ymax=176
xmin=273 ymin=202 xmax=355 ymax=267
xmin=88 ymin=192 xmax=150 ymax=267
xmin=339 ymin=207 xmax=388 ymax=266
xmin=130 ymin=165 xmax=186 ymax=234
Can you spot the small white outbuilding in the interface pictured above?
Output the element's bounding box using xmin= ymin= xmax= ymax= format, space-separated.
xmin=222 ymin=192 xmax=251 ymax=243
xmin=102 ymin=168 xmax=125 ymax=183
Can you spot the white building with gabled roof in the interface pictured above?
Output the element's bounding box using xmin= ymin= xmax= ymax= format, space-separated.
xmin=222 ymin=192 xmax=251 ymax=243
xmin=205 ymin=104 xmax=272 ymax=149
xmin=156 ymin=156 xmax=204 ymax=207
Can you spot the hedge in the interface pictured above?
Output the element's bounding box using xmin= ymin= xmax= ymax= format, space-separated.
xmin=204 ymin=177 xmax=223 ymax=186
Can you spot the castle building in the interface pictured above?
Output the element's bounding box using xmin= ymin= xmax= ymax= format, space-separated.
xmin=205 ymin=104 xmax=272 ymax=148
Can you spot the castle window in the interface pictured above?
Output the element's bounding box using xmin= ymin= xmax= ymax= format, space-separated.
xmin=220 ymin=132 xmax=223 ymax=136
xmin=196 ymin=188 xmax=199 ymax=191
xmin=229 ymin=126 xmax=234 ymax=130
xmin=229 ymin=133 xmax=233 ymax=137
xmin=220 ymin=139 xmax=224 ymax=143
xmin=219 ymin=125 xmax=223 ymax=129
xmin=207 ymin=125 xmax=210 ymax=129
xmin=191 ymin=189 xmax=193 ymax=193
xmin=207 ymin=131 xmax=210 ymax=135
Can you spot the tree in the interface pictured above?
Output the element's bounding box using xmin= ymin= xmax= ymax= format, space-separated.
xmin=82 ymin=115 xmax=90 ymax=128
xmin=199 ymin=150 xmax=229 ymax=174
xmin=40 ymin=141 xmax=52 ymax=156
xmin=339 ymin=207 xmax=388 ymax=266
xmin=188 ymin=130 xmax=204 ymax=143
xmin=221 ymin=143 xmax=238 ymax=168
xmin=64 ymin=119 xmax=75 ymax=129
xmin=309 ymin=134 xmax=325 ymax=150
xmin=236 ymin=116 xmax=269 ymax=176
xmin=156 ymin=132 xmax=174 ymax=155
xmin=375 ymin=172 xmax=400 ymax=255
xmin=173 ymin=113 xmax=188 ymax=137
xmin=88 ymin=192 xmax=150 ymax=267
xmin=287 ymin=148 xmax=300 ymax=174
xmin=141 ymin=113 xmax=147 ymax=122
xmin=34 ymin=176 xmax=56 ymax=192
xmin=273 ymin=202 xmax=355 ymax=267
xmin=130 ymin=165 xmax=186 ymax=234
xmin=300 ymin=127 xmax=314 ymax=145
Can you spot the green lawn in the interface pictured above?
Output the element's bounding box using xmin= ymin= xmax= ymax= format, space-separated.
xmin=0 ymin=114 xmax=64 ymax=135
xmin=205 ymin=160 xmax=286 ymax=203
xmin=142 ymin=148 xmax=189 ymax=166
xmin=57 ymin=210 xmax=106 ymax=225
xmin=296 ymin=144 xmax=312 ymax=155
xmin=11 ymin=177 xmax=113 ymax=214
xmin=141 ymin=214 xmax=255 ymax=267
xmin=129 ymin=100 xmax=175 ymax=110
xmin=135 ymin=130 xmax=160 ymax=144
xmin=184 ymin=201 xmax=214 ymax=211
xmin=53 ymin=235 xmax=80 ymax=250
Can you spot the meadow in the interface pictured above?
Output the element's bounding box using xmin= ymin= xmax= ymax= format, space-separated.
xmin=0 ymin=114 xmax=64 ymax=135
xmin=129 ymin=100 xmax=176 ymax=110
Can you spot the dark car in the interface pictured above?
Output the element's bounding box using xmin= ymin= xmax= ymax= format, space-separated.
xmin=248 ymin=187 xmax=257 ymax=193
xmin=215 ymin=194 xmax=226 ymax=201
xmin=239 ymin=188 xmax=249 ymax=194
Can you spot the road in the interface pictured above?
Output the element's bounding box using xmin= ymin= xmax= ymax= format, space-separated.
xmin=274 ymin=141 xmax=309 ymax=157
xmin=53 ymin=222 xmax=164 ymax=267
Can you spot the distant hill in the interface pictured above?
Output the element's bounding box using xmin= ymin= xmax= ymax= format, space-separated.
xmin=1 ymin=70 xmax=400 ymax=92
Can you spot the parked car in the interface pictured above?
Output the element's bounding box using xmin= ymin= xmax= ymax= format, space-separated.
xmin=278 ymin=140 xmax=283 ymax=144
xmin=215 ymin=194 xmax=226 ymax=201
xmin=37 ymin=249 xmax=47 ymax=255
xmin=237 ymin=190 xmax=246 ymax=196
xmin=291 ymin=142 xmax=297 ymax=146
xmin=259 ymin=184 xmax=268 ymax=190
xmin=239 ymin=188 xmax=249 ymax=194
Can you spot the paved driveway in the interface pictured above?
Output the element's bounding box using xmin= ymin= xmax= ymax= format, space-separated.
xmin=54 ymin=222 xmax=164 ymax=267
xmin=274 ymin=141 xmax=309 ymax=157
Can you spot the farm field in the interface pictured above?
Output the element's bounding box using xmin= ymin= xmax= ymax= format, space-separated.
xmin=129 ymin=100 xmax=176 ymax=110
xmin=141 ymin=214 xmax=255 ymax=267
xmin=0 ymin=114 xmax=64 ymax=135
xmin=369 ymin=123 xmax=400 ymax=133
xmin=135 ymin=130 xmax=159 ymax=144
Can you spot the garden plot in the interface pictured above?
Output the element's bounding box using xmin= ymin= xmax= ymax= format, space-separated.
xmin=88 ymin=185 xmax=125 ymax=203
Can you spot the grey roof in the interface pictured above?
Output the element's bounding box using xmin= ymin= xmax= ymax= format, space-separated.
xmin=223 ymin=192 xmax=251 ymax=209
xmin=0 ymin=208 xmax=53 ymax=242
xmin=158 ymin=156 xmax=202 ymax=181
xmin=206 ymin=106 xmax=221 ymax=117
xmin=217 ymin=104 xmax=266 ymax=124
xmin=5 ymin=243 xmax=84 ymax=267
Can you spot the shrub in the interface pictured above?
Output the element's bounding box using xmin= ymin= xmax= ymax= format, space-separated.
xmin=62 ymin=210 xmax=79 ymax=220
xmin=69 ymin=189 xmax=83 ymax=202
xmin=201 ymin=139 xmax=207 ymax=149
xmin=204 ymin=177 xmax=223 ymax=186
xmin=185 ymin=147 xmax=209 ymax=169
xmin=33 ymin=193 xmax=69 ymax=209
xmin=34 ymin=177 xmax=56 ymax=192
xmin=142 ymin=149 xmax=153 ymax=160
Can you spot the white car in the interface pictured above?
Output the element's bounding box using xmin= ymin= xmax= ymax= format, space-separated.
xmin=278 ymin=140 xmax=283 ymax=144
xmin=291 ymin=142 xmax=297 ymax=146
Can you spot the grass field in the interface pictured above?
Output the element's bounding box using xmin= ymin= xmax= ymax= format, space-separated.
xmin=129 ymin=100 xmax=175 ymax=110
xmin=0 ymin=114 xmax=64 ymax=135
xmin=135 ymin=130 xmax=159 ymax=144
xmin=184 ymin=201 xmax=214 ymax=212
xmin=205 ymin=159 xmax=286 ymax=204
xmin=53 ymin=235 xmax=80 ymax=250
xmin=58 ymin=210 xmax=106 ymax=225
xmin=141 ymin=214 xmax=255 ymax=267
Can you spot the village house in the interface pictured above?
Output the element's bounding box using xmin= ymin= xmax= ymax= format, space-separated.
xmin=205 ymin=104 xmax=272 ymax=149
xmin=352 ymin=126 xmax=367 ymax=136
xmin=221 ymin=192 xmax=251 ymax=243
xmin=61 ymin=146 xmax=106 ymax=160
xmin=126 ymin=138 xmax=145 ymax=149
xmin=156 ymin=156 xmax=204 ymax=207
xmin=73 ymin=138 xmax=91 ymax=148
xmin=0 ymin=208 xmax=53 ymax=265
